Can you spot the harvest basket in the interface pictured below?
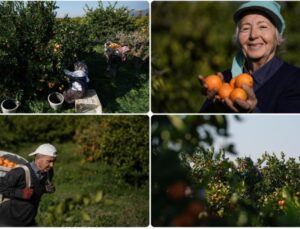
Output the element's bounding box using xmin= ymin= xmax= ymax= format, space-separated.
xmin=0 ymin=151 xmax=28 ymax=177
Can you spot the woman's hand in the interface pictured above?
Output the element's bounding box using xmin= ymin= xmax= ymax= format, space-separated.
xmin=224 ymin=84 xmax=257 ymax=112
xmin=198 ymin=73 xmax=257 ymax=112
xmin=198 ymin=72 xmax=224 ymax=100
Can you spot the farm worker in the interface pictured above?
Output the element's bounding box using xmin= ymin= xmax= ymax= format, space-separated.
xmin=104 ymin=41 xmax=130 ymax=72
xmin=0 ymin=143 xmax=57 ymax=226
xmin=118 ymin=46 xmax=130 ymax=61
xmin=199 ymin=1 xmax=300 ymax=113
xmin=63 ymin=61 xmax=90 ymax=104
xmin=104 ymin=41 xmax=121 ymax=59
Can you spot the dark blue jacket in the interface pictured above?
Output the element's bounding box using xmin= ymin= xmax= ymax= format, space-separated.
xmin=0 ymin=163 xmax=54 ymax=226
xmin=200 ymin=61 xmax=300 ymax=113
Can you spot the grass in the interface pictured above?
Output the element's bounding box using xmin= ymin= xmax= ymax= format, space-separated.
xmin=19 ymin=99 xmax=74 ymax=113
xmin=17 ymin=142 xmax=149 ymax=226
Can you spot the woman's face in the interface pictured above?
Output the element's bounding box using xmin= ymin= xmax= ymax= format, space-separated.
xmin=238 ymin=13 xmax=279 ymax=63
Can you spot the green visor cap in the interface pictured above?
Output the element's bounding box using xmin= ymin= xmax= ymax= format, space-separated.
xmin=234 ymin=1 xmax=285 ymax=35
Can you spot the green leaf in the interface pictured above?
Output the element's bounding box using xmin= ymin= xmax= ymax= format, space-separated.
xmin=81 ymin=211 xmax=91 ymax=221
xmin=94 ymin=191 xmax=103 ymax=203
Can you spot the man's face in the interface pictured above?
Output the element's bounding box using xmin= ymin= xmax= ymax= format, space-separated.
xmin=36 ymin=155 xmax=56 ymax=173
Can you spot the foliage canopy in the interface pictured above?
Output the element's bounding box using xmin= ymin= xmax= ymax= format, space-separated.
xmin=151 ymin=2 xmax=300 ymax=112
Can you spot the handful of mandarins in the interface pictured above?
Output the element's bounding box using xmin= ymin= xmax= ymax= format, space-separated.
xmin=204 ymin=73 xmax=253 ymax=101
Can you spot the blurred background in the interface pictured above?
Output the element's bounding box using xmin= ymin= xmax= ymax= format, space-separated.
xmin=151 ymin=1 xmax=300 ymax=113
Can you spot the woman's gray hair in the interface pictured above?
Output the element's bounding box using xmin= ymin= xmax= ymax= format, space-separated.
xmin=233 ymin=22 xmax=285 ymax=48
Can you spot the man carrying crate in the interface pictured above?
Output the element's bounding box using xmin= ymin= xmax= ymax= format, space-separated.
xmin=0 ymin=144 xmax=57 ymax=226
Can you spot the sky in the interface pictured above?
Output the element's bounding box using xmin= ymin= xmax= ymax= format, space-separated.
xmin=55 ymin=1 xmax=149 ymax=18
xmin=213 ymin=115 xmax=300 ymax=162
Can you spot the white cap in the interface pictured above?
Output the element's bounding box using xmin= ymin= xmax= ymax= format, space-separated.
xmin=29 ymin=143 xmax=57 ymax=157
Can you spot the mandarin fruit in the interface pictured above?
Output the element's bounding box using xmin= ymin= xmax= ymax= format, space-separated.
xmin=48 ymin=82 xmax=55 ymax=89
xmin=6 ymin=162 xmax=14 ymax=168
xmin=235 ymin=73 xmax=253 ymax=88
xmin=278 ymin=199 xmax=285 ymax=206
xmin=186 ymin=201 xmax=204 ymax=217
xmin=205 ymin=75 xmax=223 ymax=91
xmin=230 ymin=78 xmax=236 ymax=88
xmin=167 ymin=181 xmax=187 ymax=200
xmin=3 ymin=159 xmax=10 ymax=165
xmin=230 ymin=88 xmax=247 ymax=101
xmin=218 ymin=83 xmax=233 ymax=99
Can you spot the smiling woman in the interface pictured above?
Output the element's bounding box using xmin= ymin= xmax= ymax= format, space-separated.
xmin=199 ymin=1 xmax=300 ymax=113
xmin=237 ymin=14 xmax=281 ymax=70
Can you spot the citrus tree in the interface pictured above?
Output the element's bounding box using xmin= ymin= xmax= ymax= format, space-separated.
xmin=152 ymin=115 xmax=300 ymax=226
xmin=0 ymin=1 xmax=149 ymax=113
xmin=0 ymin=1 xmax=88 ymax=105
xmin=74 ymin=116 xmax=149 ymax=186
xmin=0 ymin=115 xmax=149 ymax=187
xmin=0 ymin=1 xmax=57 ymax=100
xmin=152 ymin=115 xmax=238 ymax=226
xmin=85 ymin=1 xmax=138 ymax=44
xmin=153 ymin=146 xmax=300 ymax=226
